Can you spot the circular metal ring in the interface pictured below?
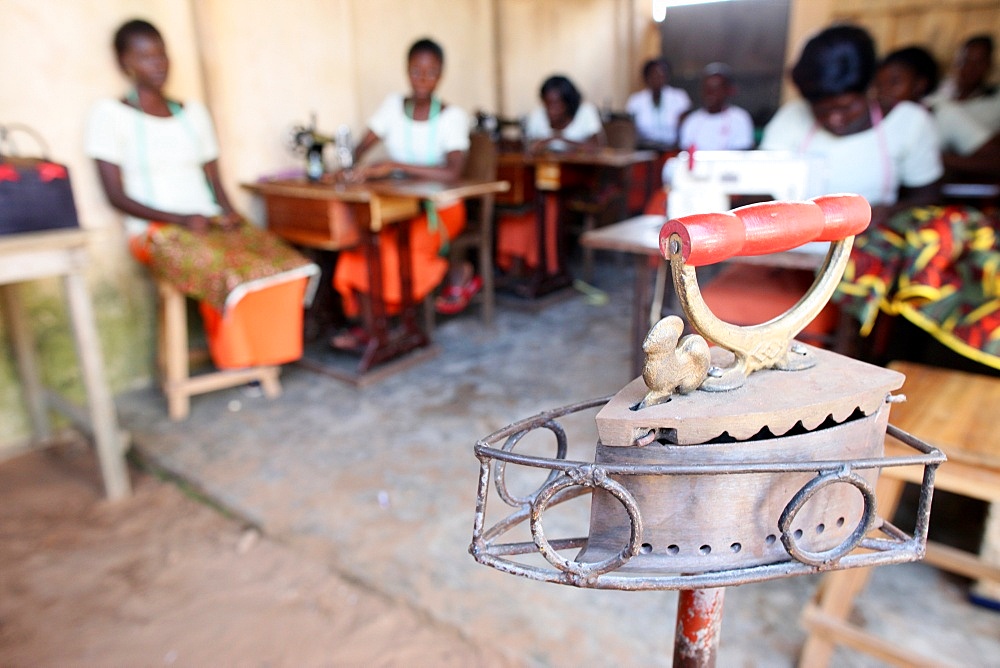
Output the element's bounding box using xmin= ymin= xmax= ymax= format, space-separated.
xmin=778 ymin=468 xmax=877 ymax=567
xmin=530 ymin=466 xmax=643 ymax=577
xmin=494 ymin=420 xmax=568 ymax=507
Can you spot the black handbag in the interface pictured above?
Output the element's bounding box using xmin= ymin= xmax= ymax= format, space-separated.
xmin=0 ymin=124 xmax=80 ymax=235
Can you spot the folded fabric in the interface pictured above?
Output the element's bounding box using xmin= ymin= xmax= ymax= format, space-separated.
xmin=835 ymin=205 xmax=1000 ymax=369
xmin=146 ymin=221 xmax=317 ymax=312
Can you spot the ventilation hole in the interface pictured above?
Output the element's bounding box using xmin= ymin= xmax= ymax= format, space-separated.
xmin=816 ymin=523 xmax=825 ymax=534
xmin=699 ymin=544 xmax=712 ymax=555
xmin=765 ymin=534 xmax=776 ymax=545
xmin=730 ymin=542 xmax=741 ymax=553
xmin=667 ymin=544 xmax=679 ymax=555
xmin=640 ymin=543 xmax=653 ymax=555
xmin=836 ymin=517 xmax=845 ymax=528
xmin=793 ymin=529 xmax=803 ymax=539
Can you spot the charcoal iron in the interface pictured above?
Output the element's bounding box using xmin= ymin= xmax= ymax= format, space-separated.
xmin=469 ymin=194 xmax=945 ymax=665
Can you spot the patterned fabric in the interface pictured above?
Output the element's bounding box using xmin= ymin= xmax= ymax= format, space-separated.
xmin=834 ymin=205 xmax=1000 ymax=369
xmin=141 ymin=220 xmax=314 ymax=313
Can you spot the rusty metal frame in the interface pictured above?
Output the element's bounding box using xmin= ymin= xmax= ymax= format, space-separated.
xmin=469 ymin=396 xmax=946 ymax=591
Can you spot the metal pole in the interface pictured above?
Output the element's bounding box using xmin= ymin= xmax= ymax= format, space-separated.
xmin=673 ymin=587 xmax=725 ymax=667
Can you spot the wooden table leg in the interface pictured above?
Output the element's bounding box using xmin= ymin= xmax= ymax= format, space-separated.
xmin=798 ymin=474 xmax=908 ymax=667
xmin=972 ymin=502 xmax=1000 ymax=602
xmin=63 ymin=267 xmax=131 ymax=501
xmin=630 ymin=255 xmax=656 ymax=379
xmin=0 ymin=283 xmax=51 ymax=441
xmin=359 ymin=217 xmax=429 ymax=373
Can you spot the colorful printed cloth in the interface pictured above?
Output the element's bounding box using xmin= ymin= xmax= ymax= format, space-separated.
xmin=834 ymin=205 xmax=1000 ymax=369
xmin=143 ymin=221 xmax=316 ymax=313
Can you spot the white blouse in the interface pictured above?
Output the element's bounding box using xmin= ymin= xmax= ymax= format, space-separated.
xmin=85 ymin=97 xmax=221 ymax=236
xmin=367 ymin=93 xmax=470 ymax=166
xmin=679 ymin=106 xmax=755 ymax=152
xmin=524 ymin=101 xmax=603 ymax=144
xmin=626 ymin=86 xmax=692 ymax=146
xmin=760 ymin=99 xmax=943 ymax=206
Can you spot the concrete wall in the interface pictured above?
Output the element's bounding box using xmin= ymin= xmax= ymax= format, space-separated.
xmin=1 ymin=0 xmax=207 ymax=448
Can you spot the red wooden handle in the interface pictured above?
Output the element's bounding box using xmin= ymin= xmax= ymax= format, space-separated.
xmin=659 ymin=193 xmax=871 ymax=266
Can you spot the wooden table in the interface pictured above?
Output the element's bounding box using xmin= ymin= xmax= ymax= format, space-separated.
xmin=799 ymin=360 xmax=1000 ymax=667
xmin=244 ymin=177 xmax=508 ymax=384
xmin=581 ymin=214 xmax=828 ymax=377
xmin=497 ymin=149 xmax=656 ymax=298
xmin=0 ymin=229 xmax=130 ymax=500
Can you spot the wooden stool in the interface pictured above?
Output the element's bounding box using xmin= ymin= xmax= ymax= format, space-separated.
xmin=799 ymin=360 xmax=1000 ymax=667
xmin=156 ymin=281 xmax=281 ymax=421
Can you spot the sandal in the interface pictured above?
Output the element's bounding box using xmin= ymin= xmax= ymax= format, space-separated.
xmin=435 ymin=275 xmax=483 ymax=315
xmin=330 ymin=325 xmax=370 ymax=351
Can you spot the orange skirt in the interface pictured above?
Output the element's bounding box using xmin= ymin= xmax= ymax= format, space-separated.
xmin=333 ymin=201 xmax=466 ymax=318
xmin=495 ymin=197 xmax=560 ymax=274
xmin=130 ymin=223 xmax=313 ymax=369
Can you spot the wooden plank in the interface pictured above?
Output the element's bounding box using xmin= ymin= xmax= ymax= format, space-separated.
xmin=925 ymin=541 xmax=1000 ymax=582
xmin=888 ymin=361 xmax=1000 ymax=469
xmin=801 ymin=603 xmax=959 ymax=668
xmin=581 ymin=214 xmax=830 ymax=270
xmin=0 ymin=229 xmax=88 ymax=255
xmin=243 ymin=179 xmax=373 ymax=202
xmin=881 ymin=445 xmax=1000 ymax=502
xmin=368 ymin=178 xmax=510 ymax=203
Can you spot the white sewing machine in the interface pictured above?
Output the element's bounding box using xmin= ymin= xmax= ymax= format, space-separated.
xmin=663 ymin=150 xmax=823 ymax=219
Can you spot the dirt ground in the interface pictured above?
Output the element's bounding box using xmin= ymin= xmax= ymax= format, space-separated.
xmin=0 ymin=439 xmax=516 ymax=666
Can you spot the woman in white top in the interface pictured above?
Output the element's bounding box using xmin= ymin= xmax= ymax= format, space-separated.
xmin=626 ymin=58 xmax=692 ymax=149
xmin=925 ymin=35 xmax=1000 ymax=134
xmin=875 ymin=46 xmax=1000 ymax=181
xmin=333 ymin=38 xmax=474 ymax=330
xmin=85 ymin=19 xmax=315 ymax=370
xmin=679 ymin=63 xmax=755 ymax=152
xmin=524 ymin=75 xmax=603 ymax=153
xmin=760 ymin=25 xmax=942 ymax=225
xmin=762 ymin=25 xmax=1000 ymax=374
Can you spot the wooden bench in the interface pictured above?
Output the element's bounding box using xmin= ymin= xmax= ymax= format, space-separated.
xmin=799 ymin=360 xmax=1000 ymax=667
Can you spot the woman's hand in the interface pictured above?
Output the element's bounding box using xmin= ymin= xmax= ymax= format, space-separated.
xmin=176 ymin=213 xmax=240 ymax=233
xmin=181 ymin=214 xmax=213 ymax=233
xmin=359 ymin=162 xmax=403 ymax=180
xmin=214 ymin=210 xmax=243 ymax=231
xmin=335 ymin=161 xmax=404 ymax=183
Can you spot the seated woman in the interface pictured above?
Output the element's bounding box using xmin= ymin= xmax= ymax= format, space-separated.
xmin=678 ymin=62 xmax=755 ymax=152
xmin=875 ymin=45 xmax=1000 ymax=181
xmin=760 ymin=24 xmax=942 ymax=225
xmin=333 ymin=38 xmax=475 ymax=331
xmin=626 ymin=58 xmax=691 ymax=150
xmin=85 ymin=19 xmax=316 ymax=370
xmin=497 ymin=76 xmax=603 ymax=274
xmin=524 ymin=75 xmax=604 ymax=153
xmin=925 ymin=35 xmax=1000 ymax=134
xmin=765 ymin=25 xmax=1000 ymax=370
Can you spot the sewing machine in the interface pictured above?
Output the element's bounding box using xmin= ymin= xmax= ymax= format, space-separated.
xmin=289 ymin=115 xmax=353 ymax=181
xmin=664 ymin=150 xmax=823 ymax=219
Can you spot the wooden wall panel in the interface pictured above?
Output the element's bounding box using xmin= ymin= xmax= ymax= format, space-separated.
xmin=829 ymin=0 xmax=1000 ymax=70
